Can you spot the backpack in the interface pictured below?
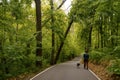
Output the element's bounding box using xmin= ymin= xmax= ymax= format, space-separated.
xmin=83 ymin=53 xmax=89 ymax=60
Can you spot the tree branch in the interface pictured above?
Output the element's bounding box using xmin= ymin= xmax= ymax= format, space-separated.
xmin=56 ymin=0 xmax=67 ymax=10
xmin=42 ymin=0 xmax=67 ymax=27
xmin=54 ymin=18 xmax=74 ymax=64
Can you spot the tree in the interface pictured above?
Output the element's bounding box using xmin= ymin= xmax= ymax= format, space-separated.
xmin=54 ymin=17 xmax=74 ymax=64
xmin=49 ymin=0 xmax=67 ymax=64
xmin=50 ymin=0 xmax=55 ymax=65
xmin=34 ymin=0 xmax=42 ymax=67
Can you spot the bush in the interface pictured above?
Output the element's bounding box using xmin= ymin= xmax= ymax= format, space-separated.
xmin=0 ymin=43 xmax=37 ymax=80
xmin=107 ymin=59 xmax=120 ymax=75
xmin=90 ymin=50 xmax=105 ymax=64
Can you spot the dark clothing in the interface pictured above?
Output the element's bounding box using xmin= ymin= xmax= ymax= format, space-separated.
xmin=83 ymin=53 xmax=89 ymax=69
xmin=84 ymin=59 xmax=89 ymax=69
xmin=83 ymin=53 xmax=89 ymax=60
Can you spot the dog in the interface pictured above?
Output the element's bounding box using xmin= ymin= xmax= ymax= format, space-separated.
xmin=77 ymin=63 xmax=80 ymax=68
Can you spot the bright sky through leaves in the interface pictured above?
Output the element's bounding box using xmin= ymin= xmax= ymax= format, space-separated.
xmin=55 ymin=0 xmax=73 ymax=14
xmin=31 ymin=0 xmax=72 ymax=14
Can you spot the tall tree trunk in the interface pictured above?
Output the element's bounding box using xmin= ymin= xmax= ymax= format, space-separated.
xmin=95 ymin=25 xmax=99 ymax=49
xmin=100 ymin=26 xmax=103 ymax=48
xmin=54 ymin=19 xmax=74 ymax=64
xmin=88 ymin=26 xmax=92 ymax=48
xmin=99 ymin=16 xmax=103 ymax=48
xmin=26 ymin=43 xmax=30 ymax=55
xmin=109 ymin=14 xmax=114 ymax=47
xmin=1 ymin=20 xmax=9 ymax=76
xmin=16 ymin=23 xmax=18 ymax=42
xmin=115 ymin=22 xmax=119 ymax=46
xmin=35 ymin=0 xmax=42 ymax=67
xmin=50 ymin=0 xmax=55 ymax=65
xmin=103 ymin=16 xmax=105 ymax=47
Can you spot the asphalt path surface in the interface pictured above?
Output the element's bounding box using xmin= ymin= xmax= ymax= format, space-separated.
xmin=30 ymin=58 xmax=99 ymax=80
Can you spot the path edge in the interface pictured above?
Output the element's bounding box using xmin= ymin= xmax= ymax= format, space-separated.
xmin=89 ymin=69 xmax=101 ymax=80
xmin=30 ymin=65 xmax=55 ymax=80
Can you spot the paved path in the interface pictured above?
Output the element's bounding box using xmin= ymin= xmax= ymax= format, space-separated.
xmin=30 ymin=58 xmax=100 ymax=80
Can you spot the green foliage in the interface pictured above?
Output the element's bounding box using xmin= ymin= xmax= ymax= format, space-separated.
xmin=59 ymin=24 xmax=81 ymax=62
xmin=0 ymin=0 xmax=37 ymax=79
xmin=90 ymin=47 xmax=120 ymax=75
xmin=111 ymin=46 xmax=120 ymax=58
xmin=0 ymin=43 xmax=37 ymax=79
xmin=107 ymin=46 xmax=120 ymax=75
xmin=71 ymin=0 xmax=120 ymax=77
xmin=107 ymin=59 xmax=120 ymax=75
xmin=90 ymin=50 xmax=105 ymax=64
xmin=59 ymin=47 xmax=77 ymax=62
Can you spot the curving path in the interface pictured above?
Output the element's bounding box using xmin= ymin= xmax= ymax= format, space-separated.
xmin=30 ymin=58 xmax=100 ymax=80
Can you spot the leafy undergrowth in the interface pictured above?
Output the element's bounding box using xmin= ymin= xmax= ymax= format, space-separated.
xmin=7 ymin=65 xmax=51 ymax=80
xmin=7 ymin=73 xmax=34 ymax=80
xmin=89 ymin=62 xmax=120 ymax=80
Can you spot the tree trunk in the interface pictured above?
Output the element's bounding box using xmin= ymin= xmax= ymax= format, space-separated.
xmin=98 ymin=26 xmax=100 ymax=48
xmin=50 ymin=0 xmax=55 ymax=65
xmin=88 ymin=26 xmax=92 ymax=48
xmin=99 ymin=16 xmax=103 ymax=48
xmin=35 ymin=0 xmax=42 ymax=67
xmin=26 ymin=43 xmax=30 ymax=55
xmin=16 ymin=23 xmax=18 ymax=42
xmin=54 ymin=19 xmax=74 ymax=64
xmin=115 ymin=22 xmax=119 ymax=46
